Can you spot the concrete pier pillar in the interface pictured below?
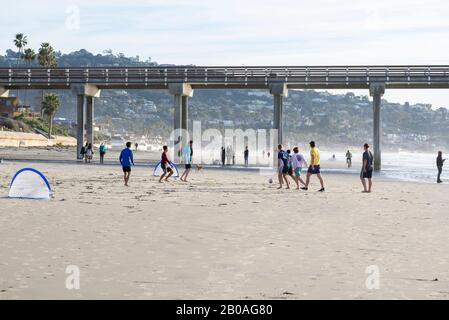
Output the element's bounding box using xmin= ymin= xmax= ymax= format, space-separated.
xmin=76 ymin=95 xmax=85 ymax=160
xmin=369 ymin=83 xmax=385 ymax=171
xmin=270 ymin=83 xmax=288 ymax=146
xmin=72 ymin=85 xmax=101 ymax=160
xmin=168 ymin=84 xmax=193 ymax=163
xmin=273 ymin=94 xmax=284 ymax=145
xmin=182 ymin=96 xmax=188 ymax=132
xmin=86 ymin=96 xmax=94 ymax=148
xmin=270 ymin=83 xmax=288 ymax=166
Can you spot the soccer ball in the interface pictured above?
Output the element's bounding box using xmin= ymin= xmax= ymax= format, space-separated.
xmin=268 ymin=178 xmax=273 ymax=184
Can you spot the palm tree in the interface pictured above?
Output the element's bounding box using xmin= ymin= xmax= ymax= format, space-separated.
xmin=23 ymin=48 xmax=36 ymax=65
xmin=22 ymin=48 xmax=36 ymax=106
xmin=38 ymin=42 xmax=58 ymax=68
xmin=13 ymin=33 xmax=28 ymax=65
xmin=13 ymin=34 xmax=28 ymax=104
xmin=42 ymin=93 xmax=60 ymax=139
xmin=38 ymin=43 xmax=58 ymax=117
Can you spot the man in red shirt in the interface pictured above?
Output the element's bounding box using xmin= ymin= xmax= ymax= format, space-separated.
xmin=159 ymin=145 xmax=174 ymax=183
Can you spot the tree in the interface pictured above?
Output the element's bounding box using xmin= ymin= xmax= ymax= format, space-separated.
xmin=38 ymin=43 xmax=58 ymax=117
xmin=38 ymin=42 xmax=58 ymax=68
xmin=22 ymin=49 xmax=36 ymax=106
xmin=42 ymin=93 xmax=60 ymax=138
xmin=13 ymin=33 xmax=28 ymax=64
xmin=22 ymin=48 xmax=36 ymax=65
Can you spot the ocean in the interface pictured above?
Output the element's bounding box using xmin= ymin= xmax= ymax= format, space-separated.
xmin=320 ymin=151 xmax=445 ymax=184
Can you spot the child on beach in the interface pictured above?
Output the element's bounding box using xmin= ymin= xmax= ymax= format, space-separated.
xmin=119 ymin=142 xmax=134 ymax=187
xmin=86 ymin=143 xmax=93 ymax=163
xmin=159 ymin=145 xmax=174 ymax=183
xmin=292 ymin=147 xmax=308 ymax=189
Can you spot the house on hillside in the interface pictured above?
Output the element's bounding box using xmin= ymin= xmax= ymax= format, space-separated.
xmin=0 ymin=97 xmax=19 ymax=118
xmin=0 ymin=97 xmax=37 ymax=118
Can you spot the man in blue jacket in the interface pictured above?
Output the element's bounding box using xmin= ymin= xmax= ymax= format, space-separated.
xmin=119 ymin=142 xmax=134 ymax=186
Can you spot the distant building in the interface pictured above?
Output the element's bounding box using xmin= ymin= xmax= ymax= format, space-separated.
xmin=0 ymin=97 xmax=21 ymax=118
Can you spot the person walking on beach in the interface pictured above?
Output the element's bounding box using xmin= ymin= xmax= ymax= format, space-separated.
xmin=99 ymin=143 xmax=107 ymax=164
xmin=302 ymin=141 xmax=325 ymax=192
xmin=360 ymin=143 xmax=374 ymax=193
xmin=244 ymin=146 xmax=249 ymax=167
xmin=286 ymin=149 xmax=296 ymax=184
xmin=86 ymin=143 xmax=94 ymax=163
xmin=346 ymin=150 xmax=352 ymax=168
xmin=221 ymin=147 xmax=226 ymax=166
xmin=437 ymin=151 xmax=446 ymax=183
xmin=80 ymin=142 xmax=87 ymax=162
xmin=159 ymin=145 xmax=174 ymax=183
xmin=180 ymin=140 xmax=193 ymax=182
xmin=277 ymin=144 xmax=290 ymax=189
xmin=119 ymin=142 xmax=134 ymax=187
xmin=292 ymin=147 xmax=308 ymax=189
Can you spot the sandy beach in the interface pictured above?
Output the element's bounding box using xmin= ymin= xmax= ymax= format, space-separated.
xmin=1 ymin=153 xmax=449 ymax=300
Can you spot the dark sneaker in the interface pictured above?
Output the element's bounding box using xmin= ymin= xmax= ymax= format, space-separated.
xmin=301 ymin=187 xmax=308 ymax=191
xmin=318 ymin=188 xmax=325 ymax=192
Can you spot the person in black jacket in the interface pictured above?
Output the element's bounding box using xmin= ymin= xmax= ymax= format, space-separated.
xmin=437 ymin=151 xmax=446 ymax=183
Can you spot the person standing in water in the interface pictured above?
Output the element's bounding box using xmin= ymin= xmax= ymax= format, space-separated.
xmin=277 ymin=144 xmax=290 ymax=190
xmin=99 ymin=143 xmax=107 ymax=164
xmin=360 ymin=143 xmax=374 ymax=193
xmin=244 ymin=146 xmax=249 ymax=167
xmin=346 ymin=150 xmax=352 ymax=168
xmin=221 ymin=147 xmax=226 ymax=166
xmin=302 ymin=141 xmax=325 ymax=192
xmin=180 ymin=140 xmax=193 ymax=182
xmin=159 ymin=145 xmax=174 ymax=183
xmin=119 ymin=142 xmax=134 ymax=187
xmin=437 ymin=151 xmax=446 ymax=183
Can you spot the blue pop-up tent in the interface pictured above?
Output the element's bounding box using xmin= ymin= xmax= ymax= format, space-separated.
xmin=152 ymin=161 xmax=180 ymax=178
xmin=9 ymin=168 xmax=52 ymax=200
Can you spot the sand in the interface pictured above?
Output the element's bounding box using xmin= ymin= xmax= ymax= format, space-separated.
xmin=0 ymin=158 xmax=449 ymax=300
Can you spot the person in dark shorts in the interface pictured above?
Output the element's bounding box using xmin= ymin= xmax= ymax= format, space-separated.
xmin=119 ymin=142 xmax=134 ymax=187
xmin=181 ymin=140 xmax=193 ymax=182
xmin=159 ymin=145 xmax=174 ymax=183
xmin=437 ymin=151 xmax=446 ymax=183
xmin=277 ymin=144 xmax=290 ymax=189
xmin=286 ymin=149 xmax=296 ymax=184
xmin=302 ymin=141 xmax=325 ymax=192
xmin=360 ymin=143 xmax=374 ymax=193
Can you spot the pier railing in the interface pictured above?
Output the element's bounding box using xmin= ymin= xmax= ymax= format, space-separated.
xmin=1 ymin=66 xmax=449 ymax=88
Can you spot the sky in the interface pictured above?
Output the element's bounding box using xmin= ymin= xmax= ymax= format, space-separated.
xmin=2 ymin=0 xmax=449 ymax=107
